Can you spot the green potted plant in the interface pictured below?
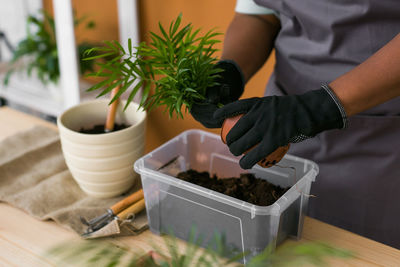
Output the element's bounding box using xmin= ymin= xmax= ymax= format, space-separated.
xmin=56 ymin=95 xmax=146 ymax=198
xmin=57 ymin=13 xmax=223 ymax=199
xmin=57 ymin=14 xmax=221 ymax=199
xmin=3 ymin=10 xmax=96 ymax=86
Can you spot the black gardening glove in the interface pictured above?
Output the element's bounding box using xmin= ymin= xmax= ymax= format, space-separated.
xmin=190 ymin=60 xmax=244 ymax=128
xmin=213 ymin=85 xmax=348 ymax=169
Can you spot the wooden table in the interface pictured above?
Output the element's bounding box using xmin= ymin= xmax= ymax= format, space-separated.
xmin=0 ymin=106 xmax=399 ymax=266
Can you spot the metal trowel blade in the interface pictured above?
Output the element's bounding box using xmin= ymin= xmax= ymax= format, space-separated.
xmin=81 ymin=219 xmax=121 ymax=239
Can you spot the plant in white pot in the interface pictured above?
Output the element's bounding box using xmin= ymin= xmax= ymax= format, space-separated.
xmin=57 ymin=93 xmax=146 ymax=198
xmin=57 ymin=14 xmax=222 ymax=198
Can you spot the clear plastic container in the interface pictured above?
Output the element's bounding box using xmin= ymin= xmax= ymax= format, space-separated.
xmin=134 ymin=130 xmax=318 ymax=264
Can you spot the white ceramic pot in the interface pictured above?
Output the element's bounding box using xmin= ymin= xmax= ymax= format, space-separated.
xmin=57 ymin=99 xmax=146 ymax=198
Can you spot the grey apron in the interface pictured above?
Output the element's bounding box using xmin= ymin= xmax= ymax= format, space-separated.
xmin=254 ymin=0 xmax=400 ymax=248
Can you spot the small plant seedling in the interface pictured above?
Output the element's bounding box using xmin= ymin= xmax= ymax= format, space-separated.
xmin=84 ymin=13 xmax=224 ymax=119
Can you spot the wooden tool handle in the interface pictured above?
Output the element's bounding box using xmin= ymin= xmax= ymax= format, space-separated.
xmin=117 ymin=198 xmax=146 ymax=220
xmin=111 ymin=189 xmax=144 ymax=215
xmin=105 ymin=85 xmax=121 ymax=132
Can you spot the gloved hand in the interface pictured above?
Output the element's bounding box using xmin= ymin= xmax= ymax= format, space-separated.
xmin=213 ymin=85 xmax=348 ymax=169
xmin=190 ymin=60 xmax=244 ymax=128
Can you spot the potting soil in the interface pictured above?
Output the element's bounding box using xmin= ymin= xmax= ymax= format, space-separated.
xmin=79 ymin=123 xmax=130 ymax=134
xmin=177 ymin=169 xmax=288 ymax=206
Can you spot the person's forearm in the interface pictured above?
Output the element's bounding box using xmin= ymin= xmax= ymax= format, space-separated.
xmin=221 ymin=13 xmax=280 ymax=82
xmin=330 ymin=33 xmax=400 ymax=116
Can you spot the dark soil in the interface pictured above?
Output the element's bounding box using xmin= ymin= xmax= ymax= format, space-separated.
xmin=177 ymin=169 xmax=288 ymax=206
xmin=79 ymin=123 xmax=130 ymax=134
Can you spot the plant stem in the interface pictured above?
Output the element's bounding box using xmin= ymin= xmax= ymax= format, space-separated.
xmin=105 ymin=84 xmax=121 ymax=132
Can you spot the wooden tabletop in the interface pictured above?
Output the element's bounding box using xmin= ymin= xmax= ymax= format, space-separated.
xmin=0 ymin=106 xmax=399 ymax=266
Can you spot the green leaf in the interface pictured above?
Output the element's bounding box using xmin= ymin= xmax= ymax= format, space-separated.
xmin=103 ymin=40 xmax=121 ymax=53
xmin=83 ymin=51 xmax=116 ymax=61
xmin=112 ymin=40 xmax=126 ymax=54
xmin=124 ymin=80 xmax=144 ymax=110
xmin=84 ymin=46 xmax=114 ymax=57
xmin=86 ymin=77 xmax=113 ymax=92
xmin=158 ymin=21 xmax=170 ymax=42
xmin=140 ymin=82 xmax=151 ymax=108
xmin=128 ymin=38 xmax=132 ymax=56
xmin=172 ymin=24 xmax=191 ymax=44
xmin=97 ymin=80 xmax=123 ymax=98
xmin=3 ymin=70 xmax=13 ymax=86
xmin=169 ymin=13 xmax=182 ymax=37
xmin=110 ymin=78 xmax=135 ymax=104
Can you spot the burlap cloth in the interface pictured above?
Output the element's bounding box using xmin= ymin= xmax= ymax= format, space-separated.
xmin=0 ymin=125 xmax=148 ymax=237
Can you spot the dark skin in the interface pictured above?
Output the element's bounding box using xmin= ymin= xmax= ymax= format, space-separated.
xmin=221 ymin=13 xmax=400 ymax=116
xmin=221 ymin=13 xmax=280 ymax=82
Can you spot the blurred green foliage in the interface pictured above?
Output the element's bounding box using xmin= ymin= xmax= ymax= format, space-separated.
xmin=47 ymin=229 xmax=353 ymax=267
xmin=3 ymin=10 xmax=97 ymax=86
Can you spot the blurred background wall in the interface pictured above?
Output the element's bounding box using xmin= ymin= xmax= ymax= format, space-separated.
xmin=43 ymin=0 xmax=275 ymax=152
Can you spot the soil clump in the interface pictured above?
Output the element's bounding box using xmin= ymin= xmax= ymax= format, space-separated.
xmin=177 ymin=169 xmax=288 ymax=206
